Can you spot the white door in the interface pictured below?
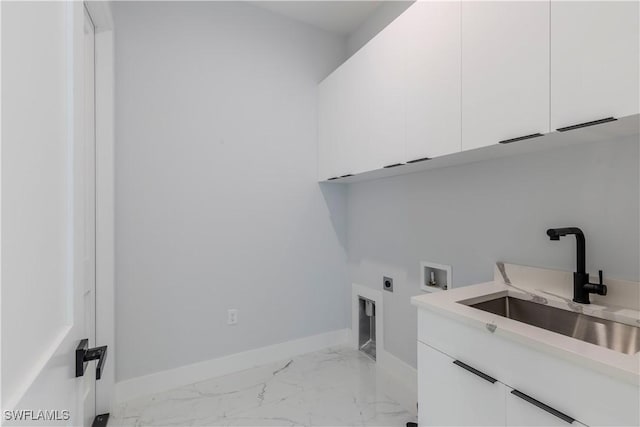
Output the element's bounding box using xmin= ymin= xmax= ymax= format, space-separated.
xmin=404 ymin=0 xmax=461 ymax=161
xmin=1 ymin=2 xmax=98 ymax=425
xmin=418 ymin=343 xmax=506 ymax=426
xmin=550 ymin=1 xmax=639 ymax=130
xmin=461 ymin=1 xmax=550 ymax=150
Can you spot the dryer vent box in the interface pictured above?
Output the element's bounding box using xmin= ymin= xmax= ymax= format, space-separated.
xmin=358 ymin=297 xmax=376 ymax=360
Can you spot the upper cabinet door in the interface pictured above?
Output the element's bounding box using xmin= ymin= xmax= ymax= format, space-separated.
xmin=550 ymin=1 xmax=639 ymax=130
xmin=405 ymin=1 xmax=461 ymax=161
xmin=319 ymin=17 xmax=406 ymax=180
xmin=318 ymin=72 xmax=342 ymax=180
xmin=461 ymin=1 xmax=550 ymax=151
xmin=318 ymin=58 xmax=362 ymax=180
xmin=318 ymin=67 xmax=348 ymax=180
xmin=358 ymin=17 xmax=407 ymax=171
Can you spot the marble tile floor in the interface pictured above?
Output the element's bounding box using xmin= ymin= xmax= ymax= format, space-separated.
xmin=110 ymin=346 xmax=417 ymax=427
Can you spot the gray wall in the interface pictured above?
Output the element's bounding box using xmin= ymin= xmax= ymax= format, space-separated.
xmin=346 ymin=1 xmax=414 ymax=56
xmin=113 ymin=1 xmax=349 ymax=382
xmin=347 ymin=137 xmax=640 ymax=368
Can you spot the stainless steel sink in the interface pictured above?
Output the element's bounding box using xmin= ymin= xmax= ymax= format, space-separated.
xmin=467 ymin=296 xmax=640 ymax=355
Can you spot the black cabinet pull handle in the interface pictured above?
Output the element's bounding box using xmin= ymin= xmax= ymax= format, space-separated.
xmin=499 ymin=133 xmax=544 ymax=144
xmin=510 ymin=389 xmax=574 ymax=424
xmin=452 ymin=360 xmax=497 ymax=384
xmin=406 ymin=157 xmax=431 ymax=164
xmin=327 ymin=174 xmax=353 ymax=181
xmin=557 ymin=117 xmax=617 ymax=132
xmin=383 ymin=163 xmax=404 ymax=169
xmin=76 ymin=339 xmax=108 ymax=380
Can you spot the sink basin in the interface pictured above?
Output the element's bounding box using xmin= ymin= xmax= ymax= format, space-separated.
xmin=467 ymin=296 xmax=640 ymax=355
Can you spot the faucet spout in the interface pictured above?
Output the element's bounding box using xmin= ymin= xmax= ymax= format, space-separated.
xmin=546 ymin=227 xmax=585 ymax=274
xmin=546 ymin=227 xmax=605 ymax=304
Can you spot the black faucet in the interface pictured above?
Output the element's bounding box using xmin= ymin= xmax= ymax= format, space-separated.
xmin=546 ymin=227 xmax=607 ymax=304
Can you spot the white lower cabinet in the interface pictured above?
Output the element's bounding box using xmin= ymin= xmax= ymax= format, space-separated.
xmin=418 ymin=342 xmax=589 ymax=426
xmin=417 ymin=306 xmax=640 ymax=426
xmin=418 ymin=343 xmax=505 ymax=426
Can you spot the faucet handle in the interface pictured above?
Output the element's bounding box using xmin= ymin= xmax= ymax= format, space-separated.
xmin=597 ymin=270 xmax=607 ymax=295
xmin=586 ymin=270 xmax=607 ymax=296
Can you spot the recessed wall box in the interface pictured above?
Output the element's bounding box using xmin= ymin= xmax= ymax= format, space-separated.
xmin=358 ymin=297 xmax=376 ymax=360
xmin=420 ymin=261 xmax=452 ymax=293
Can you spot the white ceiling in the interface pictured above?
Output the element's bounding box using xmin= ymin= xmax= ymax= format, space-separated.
xmin=249 ymin=1 xmax=383 ymax=35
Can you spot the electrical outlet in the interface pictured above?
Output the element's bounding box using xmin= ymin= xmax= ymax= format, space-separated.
xmin=227 ymin=309 xmax=238 ymax=325
xmin=383 ymin=276 xmax=393 ymax=292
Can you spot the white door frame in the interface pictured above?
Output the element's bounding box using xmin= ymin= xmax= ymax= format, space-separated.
xmin=83 ymin=1 xmax=115 ymax=415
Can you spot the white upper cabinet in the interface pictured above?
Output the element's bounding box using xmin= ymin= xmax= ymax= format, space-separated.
xmin=318 ymin=65 xmax=346 ymax=180
xmin=341 ymin=55 xmax=369 ymax=176
xmin=550 ymin=1 xmax=639 ymax=130
xmin=404 ymin=1 xmax=461 ymax=161
xmin=318 ymin=56 xmax=364 ymax=180
xmin=318 ymin=17 xmax=405 ymax=179
xmin=318 ymin=71 xmax=341 ymax=180
xmin=318 ymin=1 xmax=639 ymax=182
xmin=461 ymin=1 xmax=550 ymax=150
xmin=357 ymin=17 xmax=407 ymax=171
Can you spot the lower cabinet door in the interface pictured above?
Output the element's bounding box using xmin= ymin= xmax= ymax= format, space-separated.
xmin=418 ymin=342 xmax=505 ymax=426
xmin=506 ymin=386 xmax=585 ymax=426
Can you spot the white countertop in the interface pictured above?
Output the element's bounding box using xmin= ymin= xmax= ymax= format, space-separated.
xmin=411 ymin=264 xmax=640 ymax=385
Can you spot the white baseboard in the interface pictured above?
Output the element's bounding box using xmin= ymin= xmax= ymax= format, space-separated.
xmin=115 ymin=328 xmax=350 ymax=404
xmin=345 ymin=333 xmax=417 ymax=416
xmin=377 ymin=349 xmax=418 ymax=415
